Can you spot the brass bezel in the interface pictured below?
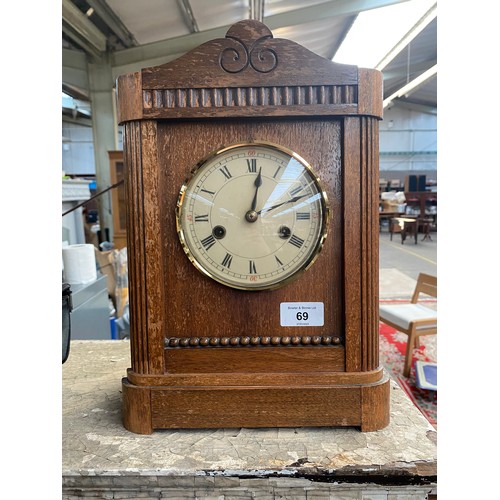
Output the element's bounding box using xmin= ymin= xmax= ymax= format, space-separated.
xmin=176 ymin=140 xmax=329 ymax=291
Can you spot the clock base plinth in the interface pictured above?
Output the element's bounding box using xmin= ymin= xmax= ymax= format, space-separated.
xmin=121 ymin=370 xmax=390 ymax=435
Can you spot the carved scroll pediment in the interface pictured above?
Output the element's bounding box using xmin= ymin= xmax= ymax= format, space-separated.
xmin=219 ymin=20 xmax=277 ymax=74
xmin=141 ymin=19 xmax=357 ymax=89
xmin=118 ymin=20 xmax=382 ymax=122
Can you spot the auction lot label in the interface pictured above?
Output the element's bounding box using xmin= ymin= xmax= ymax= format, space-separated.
xmin=280 ymin=302 xmax=324 ymax=327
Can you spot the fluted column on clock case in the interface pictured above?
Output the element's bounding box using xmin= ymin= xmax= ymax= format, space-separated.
xmin=359 ymin=115 xmax=380 ymax=372
xmin=343 ymin=115 xmax=380 ymax=374
xmin=123 ymin=120 xmax=165 ymax=375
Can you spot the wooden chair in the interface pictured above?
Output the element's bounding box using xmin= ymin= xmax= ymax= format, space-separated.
xmin=379 ymin=273 xmax=437 ymax=377
xmin=389 ymin=217 xmax=418 ymax=244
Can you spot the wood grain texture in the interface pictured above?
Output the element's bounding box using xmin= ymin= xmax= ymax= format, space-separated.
xmin=121 ymin=378 xmax=152 ymax=435
xmin=124 ymin=120 xmax=149 ymax=374
xmin=117 ymin=20 xmax=363 ymax=122
xmin=141 ymin=87 xmax=358 ymax=120
xmin=364 ymin=116 xmax=380 ymax=371
xmin=158 ymin=119 xmax=343 ymax=354
xmin=141 ymin=20 xmax=358 ymax=89
xmin=360 ymin=372 xmax=390 ymax=432
xmin=117 ymin=71 xmax=143 ymax=123
xmin=343 ymin=117 xmax=361 ymax=372
xmin=165 ymin=346 xmax=345 ymax=374
xmin=126 ymin=367 xmax=384 ymax=387
xmin=150 ymin=386 xmax=361 ymax=429
xmin=357 ymin=68 xmax=383 ymax=118
xmin=343 ymin=117 xmax=380 ymax=372
xmin=141 ymin=121 xmax=166 ymax=374
xmin=143 ymin=85 xmax=358 ymax=111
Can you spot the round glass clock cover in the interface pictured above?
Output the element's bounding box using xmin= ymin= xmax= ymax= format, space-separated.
xmin=176 ymin=141 xmax=329 ymax=291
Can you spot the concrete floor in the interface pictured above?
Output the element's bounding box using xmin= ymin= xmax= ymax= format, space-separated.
xmin=379 ymin=227 xmax=437 ymax=300
xmin=378 ymin=227 xmax=437 ymax=361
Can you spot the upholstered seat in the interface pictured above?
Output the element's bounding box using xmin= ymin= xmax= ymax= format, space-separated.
xmin=379 ymin=303 xmax=437 ymax=331
xmin=379 ymin=273 xmax=437 ymax=377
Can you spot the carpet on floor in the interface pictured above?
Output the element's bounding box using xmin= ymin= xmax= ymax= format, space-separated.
xmin=379 ymin=320 xmax=437 ymax=428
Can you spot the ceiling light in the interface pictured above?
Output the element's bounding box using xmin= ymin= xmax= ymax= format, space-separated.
xmin=333 ymin=0 xmax=435 ymax=68
xmin=376 ymin=3 xmax=436 ymax=70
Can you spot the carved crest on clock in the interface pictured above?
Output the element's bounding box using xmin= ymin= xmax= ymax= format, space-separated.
xmin=220 ymin=22 xmax=277 ymax=74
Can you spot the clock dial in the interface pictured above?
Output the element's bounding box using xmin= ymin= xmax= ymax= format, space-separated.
xmin=176 ymin=141 xmax=329 ymax=291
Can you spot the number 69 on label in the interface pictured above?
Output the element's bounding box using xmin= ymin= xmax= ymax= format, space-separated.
xmin=280 ymin=302 xmax=324 ymax=327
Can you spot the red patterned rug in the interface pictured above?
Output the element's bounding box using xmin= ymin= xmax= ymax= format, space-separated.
xmin=379 ymin=321 xmax=437 ymax=428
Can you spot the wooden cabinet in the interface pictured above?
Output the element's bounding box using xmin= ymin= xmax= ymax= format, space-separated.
xmin=108 ymin=151 xmax=127 ymax=249
xmin=404 ymin=191 xmax=437 ymax=233
xmin=404 ymin=191 xmax=437 ymax=216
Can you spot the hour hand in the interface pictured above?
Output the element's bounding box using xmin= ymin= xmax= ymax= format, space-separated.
xmin=245 ymin=167 xmax=263 ymax=222
xmin=251 ymin=167 xmax=262 ymax=211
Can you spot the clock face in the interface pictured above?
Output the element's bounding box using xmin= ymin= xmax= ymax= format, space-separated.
xmin=176 ymin=141 xmax=329 ymax=291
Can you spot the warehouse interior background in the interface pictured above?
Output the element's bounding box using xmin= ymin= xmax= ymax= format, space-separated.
xmin=1 ymin=0 xmax=498 ymax=497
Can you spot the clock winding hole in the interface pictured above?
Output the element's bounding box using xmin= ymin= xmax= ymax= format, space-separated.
xmin=278 ymin=225 xmax=291 ymax=239
xmin=212 ymin=225 xmax=226 ymax=239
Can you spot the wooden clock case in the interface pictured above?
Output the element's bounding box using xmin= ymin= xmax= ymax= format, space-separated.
xmin=116 ymin=20 xmax=390 ymax=434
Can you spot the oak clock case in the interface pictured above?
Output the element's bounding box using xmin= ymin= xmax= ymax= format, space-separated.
xmin=117 ymin=19 xmax=390 ymax=434
xmin=176 ymin=141 xmax=329 ymax=291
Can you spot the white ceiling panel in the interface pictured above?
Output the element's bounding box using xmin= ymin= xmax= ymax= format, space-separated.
xmin=106 ymin=0 xmax=190 ymax=44
xmin=189 ymin=0 xmax=249 ymax=32
xmin=273 ymin=15 xmax=354 ymax=60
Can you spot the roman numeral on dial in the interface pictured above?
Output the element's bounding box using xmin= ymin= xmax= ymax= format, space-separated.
xmin=249 ymin=260 xmax=257 ymax=274
xmin=195 ymin=214 xmax=209 ymax=222
xmin=221 ymin=253 xmax=233 ymax=268
xmin=200 ymin=234 xmax=216 ymax=250
xmin=296 ymin=212 xmax=310 ymax=220
xmin=219 ymin=165 xmax=232 ymax=179
xmin=246 ymin=159 xmax=257 ymax=172
xmin=289 ymin=234 xmax=304 ymax=248
xmin=290 ymin=185 xmax=303 ymax=197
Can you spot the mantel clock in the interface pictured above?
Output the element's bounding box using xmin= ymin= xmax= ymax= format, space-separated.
xmin=117 ymin=20 xmax=390 ymax=434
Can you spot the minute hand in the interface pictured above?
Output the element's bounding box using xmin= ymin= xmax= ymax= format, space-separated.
xmin=258 ymin=194 xmax=308 ymax=215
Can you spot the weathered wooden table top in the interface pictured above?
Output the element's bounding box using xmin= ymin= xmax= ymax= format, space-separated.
xmin=62 ymin=340 xmax=437 ymax=497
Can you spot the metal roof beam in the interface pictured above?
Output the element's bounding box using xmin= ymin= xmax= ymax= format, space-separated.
xmin=382 ymin=58 xmax=437 ymax=81
xmin=86 ymin=0 xmax=138 ymax=47
xmin=383 ymin=64 xmax=437 ymax=109
xmin=249 ymin=0 xmax=265 ymax=22
xmin=62 ymin=48 xmax=90 ymax=96
xmin=111 ymin=0 xmax=409 ymax=74
xmin=376 ymin=2 xmax=437 ymax=70
xmin=177 ymin=0 xmax=200 ymax=33
xmin=62 ymin=114 xmax=93 ymax=127
xmin=264 ymin=0 xmax=409 ymax=30
xmin=392 ymin=101 xmax=437 ymax=115
xmin=62 ymin=0 xmax=107 ymax=55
